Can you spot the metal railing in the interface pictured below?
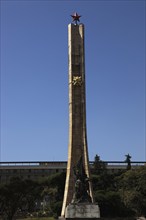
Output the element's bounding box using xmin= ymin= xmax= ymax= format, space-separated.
xmin=0 ymin=161 xmax=145 ymax=168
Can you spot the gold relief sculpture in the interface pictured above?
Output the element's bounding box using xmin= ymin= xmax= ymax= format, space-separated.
xmin=72 ymin=76 xmax=82 ymax=86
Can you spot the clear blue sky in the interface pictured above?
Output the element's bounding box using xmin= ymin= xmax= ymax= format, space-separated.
xmin=0 ymin=0 xmax=145 ymax=162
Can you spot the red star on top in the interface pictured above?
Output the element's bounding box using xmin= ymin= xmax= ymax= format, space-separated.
xmin=71 ymin=12 xmax=81 ymax=24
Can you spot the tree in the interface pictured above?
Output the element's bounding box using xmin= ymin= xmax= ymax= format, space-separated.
xmin=92 ymin=154 xmax=107 ymax=175
xmin=22 ymin=179 xmax=42 ymax=212
xmin=92 ymin=168 xmax=116 ymax=192
xmin=118 ymin=166 xmax=146 ymax=216
xmin=0 ymin=177 xmax=41 ymax=220
xmin=91 ymin=154 xmax=138 ymax=218
xmin=41 ymin=171 xmax=66 ymax=218
xmin=94 ymin=190 xmax=131 ymax=217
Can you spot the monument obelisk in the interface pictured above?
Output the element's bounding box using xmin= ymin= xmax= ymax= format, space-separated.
xmin=61 ymin=13 xmax=100 ymax=219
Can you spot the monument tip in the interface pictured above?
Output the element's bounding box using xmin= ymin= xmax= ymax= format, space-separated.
xmin=71 ymin=12 xmax=81 ymax=25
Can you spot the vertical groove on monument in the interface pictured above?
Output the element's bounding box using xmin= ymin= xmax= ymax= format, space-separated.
xmin=61 ymin=23 xmax=94 ymax=217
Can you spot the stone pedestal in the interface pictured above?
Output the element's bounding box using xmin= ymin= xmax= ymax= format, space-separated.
xmin=65 ymin=203 xmax=100 ymax=219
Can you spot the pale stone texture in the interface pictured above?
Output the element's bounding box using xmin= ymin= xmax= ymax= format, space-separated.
xmin=61 ymin=23 xmax=99 ymax=218
xmin=65 ymin=204 xmax=100 ymax=218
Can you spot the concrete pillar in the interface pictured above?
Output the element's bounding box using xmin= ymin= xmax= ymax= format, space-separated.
xmin=61 ymin=23 xmax=94 ymax=217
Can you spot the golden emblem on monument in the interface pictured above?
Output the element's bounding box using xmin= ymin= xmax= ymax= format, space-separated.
xmin=72 ymin=76 xmax=82 ymax=86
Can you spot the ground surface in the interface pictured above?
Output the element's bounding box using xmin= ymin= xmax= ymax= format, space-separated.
xmin=18 ymin=218 xmax=54 ymax=220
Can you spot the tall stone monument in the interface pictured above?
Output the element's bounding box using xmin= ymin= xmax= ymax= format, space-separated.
xmin=61 ymin=13 xmax=100 ymax=219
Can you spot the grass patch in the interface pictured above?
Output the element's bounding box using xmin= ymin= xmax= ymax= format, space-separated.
xmin=18 ymin=218 xmax=54 ymax=220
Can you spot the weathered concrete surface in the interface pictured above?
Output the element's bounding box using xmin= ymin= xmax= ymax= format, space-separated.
xmin=61 ymin=23 xmax=94 ymax=217
xmin=65 ymin=203 xmax=100 ymax=218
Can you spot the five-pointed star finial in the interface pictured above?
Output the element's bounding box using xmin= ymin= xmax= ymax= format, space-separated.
xmin=71 ymin=12 xmax=81 ymax=25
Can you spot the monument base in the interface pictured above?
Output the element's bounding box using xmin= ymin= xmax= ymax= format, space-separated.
xmin=65 ymin=203 xmax=100 ymax=219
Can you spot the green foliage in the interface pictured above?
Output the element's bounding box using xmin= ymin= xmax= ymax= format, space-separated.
xmin=95 ymin=190 xmax=133 ymax=217
xmin=118 ymin=166 xmax=146 ymax=216
xmin=0 ymin=161 xmax=146 ymax=219
xmin=0 ymin=172 xmax=66 ymax=219
xmin=0 ymin=177 xmax=41 ymax=220
xmin=91 ymin=172 xmax=116 ymax=192
xmin=41 ymin=171 xmax=66 ymax=218
xmin=92 ymin=154 xmax=107 ymax=175
xmin=48 ymin=171 xmax=66 ymax=200
xmin=16 ymin=218 xmax=54 ymax=220
xmin=50 ymin=201 xmax=62 ymax=219
xmin=91 ymin=158 xmax=146 ymax=217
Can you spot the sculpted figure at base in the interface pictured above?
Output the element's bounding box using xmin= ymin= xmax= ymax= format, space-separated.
xmin=72 ymin=156 xmax=92 ymax=203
